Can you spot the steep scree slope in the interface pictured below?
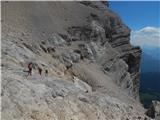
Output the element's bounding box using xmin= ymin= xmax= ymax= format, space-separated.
xmin=2 ymin=1 xmax=150 ymax=120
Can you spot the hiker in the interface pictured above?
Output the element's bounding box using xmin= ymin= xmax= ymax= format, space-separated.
xmin=45 ymin=69 xmax=48 ymax=76
xmin=28 ymin=62 xmax=33 ymax=76
xmin=38 ymin=67 xmax=42 ymax=75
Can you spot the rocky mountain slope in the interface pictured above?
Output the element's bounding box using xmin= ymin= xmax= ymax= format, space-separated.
xmin=146 ymin=101 xmax=160 ymax=120
xmin=1 ymin=1 xmax=154 ymax=120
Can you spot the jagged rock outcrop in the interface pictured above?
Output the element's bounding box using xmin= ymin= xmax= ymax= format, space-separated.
xmin=146 ymin=101 xmax=160 ymax=120
xmin=1 ymin=1 xmax=152 ymax=120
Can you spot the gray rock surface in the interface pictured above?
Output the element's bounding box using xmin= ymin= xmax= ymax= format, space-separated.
xmin=146 ymin=101 xmax=160 ymax=120
xmin=154 ymin=101 xmax=160 ymax=120
xmin=1 ymin=1 xmax=154 ymax=120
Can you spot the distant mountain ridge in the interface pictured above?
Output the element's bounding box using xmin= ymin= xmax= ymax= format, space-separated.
xmin=143 ymin=47 xmax=160 ymax=60
xmin=140 ymin=50 xmax=160 ymax=109
xmin=140 ymin=50 xmax=160 ymax=91
xmin=140 ymin=72 xmax=160 ymax=92
xmin=141 ymin=51 xmax=160 ymax=73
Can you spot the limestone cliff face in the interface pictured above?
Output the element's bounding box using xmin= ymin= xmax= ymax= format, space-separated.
xmin=74 ymin=1 xmax=142 ymax=100
xmin=2 ymin=1 xmax=149 ymax=120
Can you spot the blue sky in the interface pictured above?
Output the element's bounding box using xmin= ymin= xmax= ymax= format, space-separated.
xmin=109 ymin=1 xmax=160 ymax=30
xmin=109 ymin=1 xmax=160 ymax=60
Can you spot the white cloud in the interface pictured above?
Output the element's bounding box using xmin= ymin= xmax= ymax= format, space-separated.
xmin=131 ymin=26 xmax=160 ymax=48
